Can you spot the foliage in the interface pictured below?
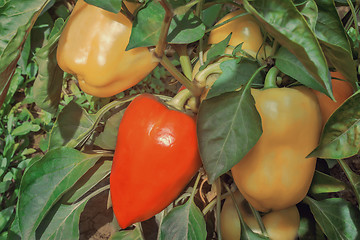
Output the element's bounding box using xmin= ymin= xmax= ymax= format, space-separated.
xmin=0 ymin=0 xmax=360 ymax=239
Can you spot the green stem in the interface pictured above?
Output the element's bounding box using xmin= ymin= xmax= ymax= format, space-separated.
xmin=173 ymin=45 xmax=193 ymax=80
xmin=222 ymin=184 xmax=245 ymax=231
xmin=194 ymin=62 xmax=222 ymax=88
xmin=244 ymin=65 xmax=268 ymax=92
xmin=270 ymin=41 xmax=278 ymax=57
xmin=248 ymin=202 xmax=267 ymax=235
xmin=215 ymin=178 xmax=223 ymax=240
xmin=166 ymin=88 xmax=192 ymax=111
xmin=202 ymin=192 xmax=231 ymax=215
xmin=154 ymin=0 xmax=173 ymax=59
xmin=160 ymin=55 xmax=202 ymax=96
xmin=346 ymin=0 xmax=359 ymax=46
xmin=195 ymin=0 xmax=205 ymax=66
xmin=263 ymin=66 xmax=279 ymax=89
xmin=189 ymin=171 xmax=202 ymax=201
xmin=337 ymin=159 xmax=360 ymax=207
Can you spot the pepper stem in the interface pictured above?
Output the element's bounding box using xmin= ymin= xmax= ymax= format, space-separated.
xmin=166 ymin=88 xmax=192 ymax=111
xmin=194 ymin=62 xmax=222 ymax=89
xmin=263 ymin=66 xmax=279 ymax=89
xmin=173 ymin=45 xmax=193 ymax=80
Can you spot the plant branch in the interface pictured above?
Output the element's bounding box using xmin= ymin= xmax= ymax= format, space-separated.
xmin=160 ymin=55 xmax=203 ymax=96
xmin=154 ymin=0 xmax=173 ymax=58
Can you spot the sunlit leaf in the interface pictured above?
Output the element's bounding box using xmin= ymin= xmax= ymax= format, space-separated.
xmin=309 ymin=170 xmax=347 ymax=195
xmin=0 ymin=0 xmax=51 ymax=107
xmin=298 ymin=0 xmax=318 ymax=31
xmin=17 ymin=147 xmax=102 ymax=239
xmin=243 ymin=0 xmax=333 ymax=98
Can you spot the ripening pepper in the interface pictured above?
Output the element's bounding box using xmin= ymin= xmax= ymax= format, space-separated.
xmin=231 ymin=69 xmax=322 ymax=212
xmin=56 ymin=0 xmax=158 ymax=97
xmin=110 ymin=94 xmax=201 ymax=228
xmin=220 ymin=191 xmax=300 ymax=240
xmin=312 ymin=71 xmax=354 ymax=126
xmin=208 ymin=9 xmax=265 ymax=58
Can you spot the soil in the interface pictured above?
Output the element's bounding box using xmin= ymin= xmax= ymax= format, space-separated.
xmin=79 ymin=185 xmax=114 ymax=240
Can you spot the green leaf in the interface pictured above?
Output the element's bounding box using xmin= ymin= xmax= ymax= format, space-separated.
xmin=197 ymin=90 xmax=262 ymax=183
xmin=0 ymin=0 xmax=50 ymax=106
xmin=0 ymin=206 xmax=14 ymax=233
xmin=314 ymin=0 xmax=358 ymax=87
xmin=94 ymin=110 xmax=125 ymax=150
xmin=32 ymin=18 xmax=65 ymax=114
xmin=159 ymin=200 xmax=207 ymax=240
xmin=11 ymin=122 xmax=40 ymax=136
xmin=64 ymin=160 xmax=112 ymax=203
xmin=198 ymin=34 xmax=232 ymax=72
xmin=0 ymin=180 xmax=11 ymax=193
xmin=35 ymin=198 xmax=89 ymax=240
xmin=304 ymin=197 xmax=360 ymax=239
xmin=84 ymin=0 xmax=122 ymax=14
xmin=309 ymin=170 xmax=347 ymax=195
xmin=298 ymin=0 xmax=318 ymax=31
xmin=337 ymin=159 xmax=360 ymax=208
xmin=110 ymin=226 xmax=144 ymax=240
xmin=7 ymin=212 xmax=21 ymax=240
xmin=201 ymin=4 xmax=222 ymax=28
xmin=275 ymin=46 xmax=326 ymax=93
xmin=309 ymin=90 xmax=360 ymax=159
xmin=49 ymin=101 xmax=97 ymax=149
xmin=207 ymin=59 xmax=264 ymax=99
xmin=243 ymin=0 xmax=333 ymax=98
xmin=127 ymin=0 xmax=205 ymax=49
xmin=17 ymin=147 xmax=102 ymax=239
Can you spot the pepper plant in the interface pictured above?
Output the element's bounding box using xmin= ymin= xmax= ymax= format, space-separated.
xmin=1 ymin=0 xmax=360 ymax=239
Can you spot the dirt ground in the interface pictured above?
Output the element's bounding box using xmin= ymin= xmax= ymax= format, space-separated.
xmin=79 ymin=180 xmax=114 ymax=240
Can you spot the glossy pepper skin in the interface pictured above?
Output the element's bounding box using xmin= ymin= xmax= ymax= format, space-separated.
xmin=110 ymin=94 xmax=202 ymax=228
xmin=231 ymin=86 xmax=322 ymax=212
xmin=220 ymin=191 xmax=300 ymax=240
xmin=208 ymin=9 xmax=264 ymax=57
xmin=56 ymin=0 xmax=158 ymax=97
xmin=313 ymin=71 xmax=354 ymax=126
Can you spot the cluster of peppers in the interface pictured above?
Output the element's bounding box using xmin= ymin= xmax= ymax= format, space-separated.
xmin=56 ymin=1 xmax=354 ymax=238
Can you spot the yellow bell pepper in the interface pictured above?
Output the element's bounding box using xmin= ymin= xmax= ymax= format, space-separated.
xmin=231 ymin=68 xmax=322 ymax=212
xmin=208 ymin=9 xmax=265 ymax=58
xmin=221 ymin=191 xmax=300 ymax=240
xmin=56 ymin=0 xmax=158 ymax=97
